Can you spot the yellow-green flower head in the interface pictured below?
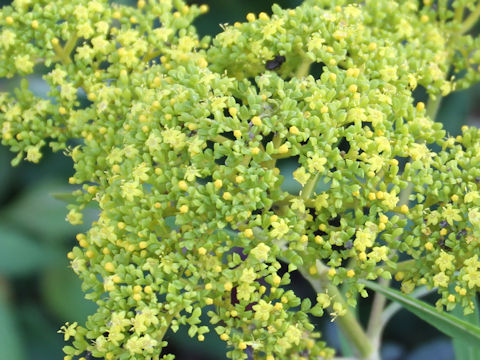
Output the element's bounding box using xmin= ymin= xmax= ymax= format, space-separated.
xmin=1 ymin=0 xmax=480 ymax=359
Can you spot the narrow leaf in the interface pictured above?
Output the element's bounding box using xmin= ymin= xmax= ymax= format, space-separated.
xmin=362 ymin=280 xmax=480 ymax=349
xmin=452 ymin=296 xmax=480 ymax=360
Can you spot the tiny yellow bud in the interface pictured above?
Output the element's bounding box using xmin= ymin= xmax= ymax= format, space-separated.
xmin=205 ymin=283 xmax=212 ymax=290
xmin=133 ymin=285 xmax=142 ymax=293
xmin=358 ymin=252 xmax=367 ymax=261
xmin=309 ymin=265 xmax=317 ymax=275
xmin=251 ymin=147 xmax=260 ymax=155
xmin=235 ymin=175 xmax=244 ymax=184
xmin=300 ymin=234 xmax=308 ymax=243
xmin=416 ymin=102 xmax=425 ymax=111
xmin=400 ymin=204 xmax=409 ymax=214
xmin=266 ymin=355 xmax=275 ymax=360
xmin=420 ymin=14 xmax=429 ymax=23
xmin=139 ymin=241 xmax=148 ymax=249
xmin=229 ymin=107 xmax=238 ymax=117
xmin=79 ymin=239 xmax=88 ymax=248
xmin=198 ymin=247 xmax=207 ymax=255
xmin=270 ymin=214 xmax=279 ymax=223
xmin=258 ymin=12 xmax=269 ymax=20
xmin=144 ymin=285 xmax=152 ymax=294
xmin=132 ymin=293 xmax=142 ymax=301
xmin=368 ymin=42 xmax=377 ymax=51
xmin=178 ymin=180 xmax=188 ymax=191
xmin=220 ymin=333 xmax=229 ymax=341
xmin=447 ymin=294 xmax=455 ymax=302
xmin=320 ymin=105 xmax=329 ymax=114
xmin=329 ymin=73 xmax=337 ymax=82
xmin=318 ymin=224 xmax=327 ymax=231
xmin=117 ymin=222 xmax=126 ymax=230
xmin=198 ymin=335 xmax=205 ymax=342
xmin=205 ymin=297 xmax=213 ymax=305
xmin=230 ymin=310 xmax=238 ymax=317
xmin=199 ymin=4 xmax=209 ymax=13
xmin=31 ymin=20 xmax=39 ymax=29
xmin=224 ymin=282 xmax=233 ymax=291
xmin=104 ymin=262 xmax=115 ymax=272
xmin=315 ymin=235 xmax=323 ymax=244
xmin=238 ymin=342 xmax=247 ymax=350
xmin=225 ymin=215 xmax=234 ymax=222
xmin=395 ymin=272 xmax=405 ymax=281
xmin=278 ymin=144 xmax=289 ymax=154
xmin=251 ymin=116 xmax=262 ymax=126
xmin=424 ymin=242 xmax=433 ymax=251
xmin=328 ymin=268 xmax=336 ymax=277
xmin=5 ymin=16 xmax=13 ymax=25
xmin=368 ymin=192 xmax=376 ymax=201
xmin=233 ymin=130 xmax=242 ymax=139
xmin=274 ymin=302 xmax=283 ymax=310
xmin=222 ymin=192 xmax=232 ymax=200
xmin=346 ymin=269 xmax=355 ymax=278
xmin=289 ymin=126 xmax=299 ymax=135
xmin=154 ymin=202 xmax=161 ymax=209
xmin=246 ymin=13 xmax=256 ymax=22
xmin=451 ymin=194 xmax=459 ymax=202
xmin=179 ymin=205 xmax=189 ymax=213
xmin=214 ymin=179 xmax=223 ymax=189
xmin=67 ymin=252 xmax=74 ymax=259
xmin=439 ymin=228 xmax=448 ymax=236
xmin=244 ymin=228 xmax=254 ymax=238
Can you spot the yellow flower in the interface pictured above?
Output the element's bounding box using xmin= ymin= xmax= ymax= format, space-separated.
xmin=433 ymin=272 xmax=449 ymax=288
xmin=250 ymin=243 xmax=270 ymax=262
xmin=293 ymin=166 xmax=310 ymax=186
xmin=57 ymin=322 xmax=78 ymax=341
xmin=442 ymin=204 xmax=462 ymax=225
xmin=252 ymin=300 xmax=273 ymax=321
xmin=435 ymin=250 xmax=455 ymax=272
xmin=270 ymin=218 xmax=289 ymax=238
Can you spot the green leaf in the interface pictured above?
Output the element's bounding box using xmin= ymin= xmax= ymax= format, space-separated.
xmin=452 ymin=296 xmax=480 ymax=360
xmin=0 ymin=286 xmax=26 ymax=360
xmin=1 ymin=180 xmax=97 ymax=242
xmin=362 ymin=280 xmax=480 ymax=349
xmin=0 ymin=223 xmax=61 ymax=276
xmin=40 ymin=259 xmax=97 ymax=322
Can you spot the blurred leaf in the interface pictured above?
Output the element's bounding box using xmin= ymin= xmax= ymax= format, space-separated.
xmin=452 ymin=297 xmax=480 ymax=360
xmin=0 ymin=148 xmax=11 ymax=201
xmin=0 ymin=286 xmax=25 ymax=360
xmin=0 ymin=223 xmax=61 ymax=276
xmin=363 ymin=280 xmax=480 ymax=349
xmin=40 ymin=260 xmax=97 ymax=322
xmin=437 ymin=90 xmax=473 ymax=136
xmin=17 ymin=303 xmax=64 ymax=360
xmin=1 ymin=180 xmax=97 ymax=242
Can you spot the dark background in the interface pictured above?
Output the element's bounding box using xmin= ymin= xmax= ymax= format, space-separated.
xmin=0 ymin=1 xmax=479 ymax=359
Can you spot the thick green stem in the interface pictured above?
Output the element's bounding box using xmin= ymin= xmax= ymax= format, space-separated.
xmin=296 ymin=59 xmax=312 ymax=78
xmin=302 ymin=267 xmax=375 ymax=359
xmin=460 ymin=2 xmax=480 ymax=34
xmin=425 ymin=95 xmax=443 ymax=121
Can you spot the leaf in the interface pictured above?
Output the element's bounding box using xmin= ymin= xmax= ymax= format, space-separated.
xmin=40 ymin=259 xmax=97 ymax=322
xmin=362 ymin=280 xmax=480 ymax=349
xmin=1 ymin=180 xmax=98 ymax=242
xmin=452 ymin=296 xmax=480 ymax=360
xmin=0 ymin=223 xmax=62 ymax=276
xmin=0 ymin=286 xmax=26 ymax=360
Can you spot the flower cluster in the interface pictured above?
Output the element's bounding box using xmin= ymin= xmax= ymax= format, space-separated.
xmin=1 ymin=0 xmax=480 ymax=359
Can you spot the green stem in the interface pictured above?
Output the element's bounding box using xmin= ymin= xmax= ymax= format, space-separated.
xmin=425 ymin=95 xmax=443 ymax=121
xmin=296 ymin=59 xmax=312 ymax=79
xmin=302 ymin=267 xmax=375 ymax=359
xmin=301 ymin=172 xmax=320 ymax=200
xmin=460 ymin=2 xmax=480 ymax=34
